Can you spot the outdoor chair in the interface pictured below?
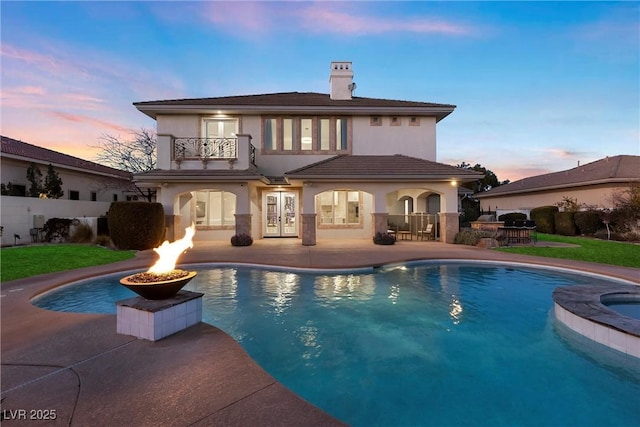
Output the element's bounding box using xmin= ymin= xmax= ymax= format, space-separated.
xmin=417 ymin=223 xmax=434 ymax=241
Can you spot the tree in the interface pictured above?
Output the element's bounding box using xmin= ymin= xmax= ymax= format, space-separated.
xmin=44 ymin=163 xmax=64 ymax=199
xmin=91 ymin=128 xmax=157 ymax=201
xmin=457 ymin=162 xmax=509 ymax=193
xmin=26 ymin=162 xmax=44 ymax=197
xmin=93 ymin=128 xmax=157 ymax=173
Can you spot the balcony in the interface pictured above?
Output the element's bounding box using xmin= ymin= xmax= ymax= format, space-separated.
xmin=174 ymin=137 xmax=237 ymax=161
xmin=172 ymin=136 xmax=256 ymax=170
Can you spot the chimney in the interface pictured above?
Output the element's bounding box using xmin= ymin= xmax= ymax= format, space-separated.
xmin=329 ymin=61 xmax=355 ymax=100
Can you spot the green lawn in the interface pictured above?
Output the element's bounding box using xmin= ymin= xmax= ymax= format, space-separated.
xmin=1 ymin=244 xmax=136 ymax=282
xmin=495 ymin=233 xmax=640 ymax=268
xmin=1 ymin=236 xmax=638 ymax=283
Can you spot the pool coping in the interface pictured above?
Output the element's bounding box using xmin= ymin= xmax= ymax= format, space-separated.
xmin=553 ymin=284 xmax=640 ymax=358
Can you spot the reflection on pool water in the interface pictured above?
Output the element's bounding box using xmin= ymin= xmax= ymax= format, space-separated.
xmin=33 ymin=262 xmax=640 ymax=427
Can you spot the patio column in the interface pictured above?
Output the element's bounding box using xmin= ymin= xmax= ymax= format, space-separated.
xmin=438 ymin=212 xmax=459 ymax=244
xmin=235 ymin=214 xmax=252 ymax=236
xmin=302 ymin=213 xmax=317 ymax=246
xmin=372 ymin=212 xmax=389 ymax=236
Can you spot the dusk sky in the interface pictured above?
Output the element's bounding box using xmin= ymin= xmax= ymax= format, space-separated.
xmin=1 ymin=1 xmax=638 ymax=182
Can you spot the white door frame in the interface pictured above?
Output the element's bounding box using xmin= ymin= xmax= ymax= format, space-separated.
xmin=263 ymin=190 xmax=299 ymax=237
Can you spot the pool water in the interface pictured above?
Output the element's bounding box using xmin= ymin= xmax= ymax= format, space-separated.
xmin=604 ymin=303 xmax=640 ymax=320
xmin=34 ymin=262 xmax=640 ymax=427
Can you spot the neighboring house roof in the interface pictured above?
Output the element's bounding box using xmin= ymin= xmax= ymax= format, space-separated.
xmin=134 ymin=92 xmax=456 ymax=122
xmin=1 ymin=135 xmax=132 ymax=179
xmin=475 ymin=155 xmax=640 ymax=198
xmin=285 ymin=155 xmax=484 ymax=182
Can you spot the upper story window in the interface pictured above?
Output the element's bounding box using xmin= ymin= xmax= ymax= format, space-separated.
xmin=263 ymin=116 xmax=351 ymax=154
xmin=203 ymin=118 xmax=238 ymax=139
xmin=390 ymin=117 xmax=401 ymax=126
xmin=370 ymin=116 xmax=382 ymax=126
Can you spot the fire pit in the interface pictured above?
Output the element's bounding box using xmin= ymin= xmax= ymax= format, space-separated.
xmin=120 ymin=270 xmax=197 ymax=300
xmin=120 ymin=224 xmax=197 ymax=300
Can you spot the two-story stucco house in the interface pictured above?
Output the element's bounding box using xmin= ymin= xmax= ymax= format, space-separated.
xmin=133 ymin=62 xmax=482 ymax=245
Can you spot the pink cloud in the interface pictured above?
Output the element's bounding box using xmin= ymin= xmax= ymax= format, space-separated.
xmin=201 ymin=1 xmax=273 ymax=33
xmin=296 ymin=4 xmax=474 ymax=36
xmin=492 ymin=167 xmax=552 ymax=183
xmin=49 ymin=111 xmax=133 ymax=134
xmin=197 ymin=2 xmax=476 ymax=37
xmin=0 ymin=44 xmax=57 ymax=68
xmin=13 ymin=86 xmax=45 ymax=95
xmin=0 ymin=86 xmax=47 ymax=108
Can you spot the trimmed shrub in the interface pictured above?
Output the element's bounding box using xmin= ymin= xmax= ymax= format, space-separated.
xmin=69 ymin=221 xmax=94 ymax=243
xmin=107 ymin=202 xmax=165 ymax=250
xmin=454 ymin=229 xmax=492 ymax=246
xmin=373 ymin=232 xmax=396 ymax=245
xmin=554 ymin=211 xmax=577 ymax=236
xmin=43 ymin=218 xmax=73 ymax=242
xmin=574 ymin=210 xmax=602 ymax=235
xmin=530 ymin=206 xmax=559 ymax=234
xmin=231 ymin=233 xmax=253 ymax=246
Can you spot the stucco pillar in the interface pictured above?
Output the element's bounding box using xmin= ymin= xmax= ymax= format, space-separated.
xmin=372 ymin=212 xmax=389 ymax=236
xmin=302 ymin=213 xmax=317 ymax=246
xmin=438 ymin=212 xmax=460 ymax=244
xmin=234 ymin=213 xmax=252 ymax=236
xmin=165 ymin=215 xmax=176 ymax=241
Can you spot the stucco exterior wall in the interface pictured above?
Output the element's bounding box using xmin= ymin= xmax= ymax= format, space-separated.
xmin=0 ymin=196 xmax=112 ymax=246
xmin=351 ymin=116 xmax=436 ymax=160
xmin=477 ymin=184 xmax=629 ymax=212
xmin=153 ymin=113 xmax=438 ymax=176
xmin=1 ymin=157 xmax=129 ymax=202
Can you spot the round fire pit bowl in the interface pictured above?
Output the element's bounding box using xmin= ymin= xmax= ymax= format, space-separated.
xmin=120 ymin=271 xmax=197 ymax=300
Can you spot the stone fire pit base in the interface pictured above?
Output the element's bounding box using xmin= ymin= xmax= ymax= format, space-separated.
xmin=116 ymin=291 xmax=204 ymax=341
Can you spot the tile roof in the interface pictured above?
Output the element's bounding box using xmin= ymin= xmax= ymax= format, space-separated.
xmin=285 ymin=155 xmax=484 ymax=181
xmin=476 ymin=155 xmax=640 ymax=198
xmin=134 ymin=92 xmax=456 ymax=121
xmin=1 ymin=135 xmax=131 ymax=179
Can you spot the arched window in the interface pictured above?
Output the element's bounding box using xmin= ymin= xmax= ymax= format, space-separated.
xmin=193 ymin=190 xmax=236 ymax=227
xmin=317 ymin=190 xmax=360 ymax=225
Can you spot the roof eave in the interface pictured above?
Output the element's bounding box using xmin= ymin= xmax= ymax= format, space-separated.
xmin=132 ymin=174 xmax=267 ymax=184
xmin=475 ymin=178 xmax=640 ymax=198
xmin=134 ymin=104 xmax=456 ymax=121
xmin=1 ymin=152 xmax=132 ymax=180
xmin=284 ymin=173 xmax=482 ymax=182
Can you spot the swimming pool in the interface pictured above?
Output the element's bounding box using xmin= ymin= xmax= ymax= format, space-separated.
xmin=33 ymin=262 xmax=640 ymax=427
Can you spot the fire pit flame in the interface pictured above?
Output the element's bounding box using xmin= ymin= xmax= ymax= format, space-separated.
xmin=120 ymin=223 xmax=198 ymax=300
xmin=148 ymin=223 xmax=196 ymax=274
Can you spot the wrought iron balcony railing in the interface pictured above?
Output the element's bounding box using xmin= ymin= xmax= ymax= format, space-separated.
xmin=173 ymin=137 xmax=237 ymax=161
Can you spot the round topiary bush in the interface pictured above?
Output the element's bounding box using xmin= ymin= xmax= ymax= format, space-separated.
xmin=231 ymin=233 xmax=253 ymax=246
xmin=373 ymin=232 xmax=396 ymax=245
xmin=530 ymin=206 xmax=559 ymax=234
xmin=554 ymin=211 xmax=576 ymax=236
xmin=107 ymin=202 xmax=165 ymax=250
xmin=574 ymin=210 xmax=602 ymax=235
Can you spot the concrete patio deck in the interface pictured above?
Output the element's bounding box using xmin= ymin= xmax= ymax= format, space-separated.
xmin=2 ymin=239 xmax=639 ymax=426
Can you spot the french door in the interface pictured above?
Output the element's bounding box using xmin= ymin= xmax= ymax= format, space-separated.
xmin=264 ymin=191 xmax=298 ymax=237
